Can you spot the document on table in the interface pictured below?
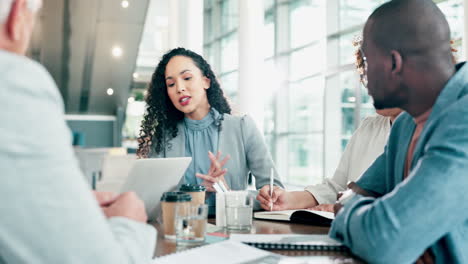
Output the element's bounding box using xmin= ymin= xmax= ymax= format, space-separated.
xmin=153 ymin=240 xmax=289 ymax=264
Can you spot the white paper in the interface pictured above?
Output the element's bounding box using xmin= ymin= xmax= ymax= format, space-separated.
xmin=153 ymin=240 xmax=271 ymax=264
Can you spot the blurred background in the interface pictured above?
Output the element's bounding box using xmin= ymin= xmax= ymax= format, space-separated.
xmin=28 ymin=0 xmax=466 ymax=188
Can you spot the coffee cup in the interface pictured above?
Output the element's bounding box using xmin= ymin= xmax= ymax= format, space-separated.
xmin=160 ymin=192 xmax=192 ymax=239
xmin=180 ymin=184 xmax=206 ymax=206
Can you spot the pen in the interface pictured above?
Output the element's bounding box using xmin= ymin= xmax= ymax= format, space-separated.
xmin=270 ymin=168 xmax=274 ymax=211
xmin=219 ymin=181 xmax=229 ymax=192
xmin=213 ymin=182 xmax=223 ymax=193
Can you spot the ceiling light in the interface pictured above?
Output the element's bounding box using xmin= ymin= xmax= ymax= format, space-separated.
xmin=111 ymin=46 xmax=123 ymax=58
xmin=128 ymin=97 xmax=135 ymax=103
xmin=133 ymin=72 xmax=139 ymax=79
xmin=121 ymin=0 xmax=129 ymax=8
xmin=107 ymin=88 xmax=114 ymax=96
xmin=348 ymin=96 xmax=356 ymax=103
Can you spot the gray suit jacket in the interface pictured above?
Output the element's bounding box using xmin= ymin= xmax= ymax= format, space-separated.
xmin=153 ymin=113 xmax=284 ymax=191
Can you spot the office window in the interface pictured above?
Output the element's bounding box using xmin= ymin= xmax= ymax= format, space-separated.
xmin=288 ymin=134 xmax=323 ymax=185
xmin=219 ymin=71 xmax=238 ymax=104
xmin=264 ymin=10 xmax=275 ymax=59
xmin=287 ymin=77 xmax=324 ymax=184
xmin=204 ymin=7 xmax=214 ymax=43
xmin=220 ymin=0 xmax=238 ymax=34
xmin=338 ymin=0 xmax=386 ymax=32
xmin=220 ymin=33 xmax=238 ymax=73
xmin=289 ymin=0 xmax=325 ymax=48
xmin=340 ymin=71 xmax=357 ymax=138
xmin=204 ymin=0 xmax=239 ymax=105
xmin=289 ymin=77 xmax=324 ymax=133
xmin=289 ymin=44 xmax=324 ymax=81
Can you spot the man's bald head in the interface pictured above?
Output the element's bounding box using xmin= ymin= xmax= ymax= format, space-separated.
xmin=365 ymin=0 xmax=452 ymax=67
xmin=361 ymin=0 xmax=457 ymax=117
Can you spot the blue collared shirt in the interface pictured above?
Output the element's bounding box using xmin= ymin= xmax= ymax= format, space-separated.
xmin=329 ymin=63 xmax=468 ymax=264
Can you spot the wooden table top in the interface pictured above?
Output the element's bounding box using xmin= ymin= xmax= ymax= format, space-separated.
xmin=152 ymin=219 xmax=363 ymax=263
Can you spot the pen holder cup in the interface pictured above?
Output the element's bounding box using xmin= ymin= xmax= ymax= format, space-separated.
xmin=215 ymin=192 xmax=226 ymax=227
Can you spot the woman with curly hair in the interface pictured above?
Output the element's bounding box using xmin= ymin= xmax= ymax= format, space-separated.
xmin=137 ymin=47 xmax=283 ymax=213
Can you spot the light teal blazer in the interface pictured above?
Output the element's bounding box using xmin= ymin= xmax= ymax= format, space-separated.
xmin=330 ymin=62 xmax=468 ymax=263
xmin=151 ymin=113 xmax=284 ymax=192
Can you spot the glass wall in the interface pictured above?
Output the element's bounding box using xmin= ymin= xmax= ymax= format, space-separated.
xmin=202 ymin=0 xmax=466 ymax=186
xmin=204 ymin=0 xmax=240 ymax=105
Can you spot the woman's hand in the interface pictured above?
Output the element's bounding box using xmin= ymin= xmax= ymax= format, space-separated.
xmin=257 ymin=189 xmax=320 ymax=211
xmin=196 ymin=151 xmax=230 ymax=192
xmin=256 ymin=186 xmax=290 ymax=211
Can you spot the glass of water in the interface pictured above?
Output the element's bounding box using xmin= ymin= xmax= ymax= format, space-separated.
xmin=175 ymin=204 xmax=208 ymax=245
xmin=225 ymin=191 xmax=253 ymax=231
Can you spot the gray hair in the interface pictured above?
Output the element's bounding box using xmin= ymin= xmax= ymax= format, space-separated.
xmin=0 ymin=0 xmax=42 ymax=24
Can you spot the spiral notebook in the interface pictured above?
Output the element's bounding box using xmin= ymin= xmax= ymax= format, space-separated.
xmin=229 ymin=234 xmax=347 ymax=251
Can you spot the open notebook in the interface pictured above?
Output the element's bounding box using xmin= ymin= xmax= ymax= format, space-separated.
xmin=254 ymin=209 xmax=334 ymax=226
xmin=230 ymin=234 xmax=347 ymax=251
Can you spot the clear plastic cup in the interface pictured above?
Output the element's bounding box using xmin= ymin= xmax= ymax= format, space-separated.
xmin=225 ymin=191 xmax=253 ymax=231
xmin=175 ymin=204 xmax=208 ymax=245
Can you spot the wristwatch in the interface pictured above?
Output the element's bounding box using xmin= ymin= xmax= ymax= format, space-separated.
xmin=338 ymin=189 xmax=356 ymax=205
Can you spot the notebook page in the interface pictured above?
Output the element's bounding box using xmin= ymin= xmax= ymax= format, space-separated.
xmin=255 ymin=210 xmax=296 ymax=217
xmin=153 ymin=240 xmax=271 ymax=264
xmin=254 ymin=210 xmax=296 ymax=221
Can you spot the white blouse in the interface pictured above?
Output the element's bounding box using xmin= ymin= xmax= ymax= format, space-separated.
xmin=305 ymin=115 xmax=392 ymax=204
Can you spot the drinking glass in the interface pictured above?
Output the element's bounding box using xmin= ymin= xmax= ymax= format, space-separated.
xmin=175 ymin=204 xmax=208 ymax=245
xmin=225 ymin=191 xmax=253 ymax=231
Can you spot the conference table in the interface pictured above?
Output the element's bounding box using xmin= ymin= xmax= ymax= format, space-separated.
xmin=152 ymin=218 xmax=363 ymax=263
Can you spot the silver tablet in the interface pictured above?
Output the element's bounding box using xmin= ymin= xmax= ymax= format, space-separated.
xmin=120 ymin=157 xmax=192 ymax=221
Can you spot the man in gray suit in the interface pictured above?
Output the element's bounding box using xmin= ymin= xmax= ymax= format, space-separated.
xmin=0 ymin=0 xmax=156 ymax=263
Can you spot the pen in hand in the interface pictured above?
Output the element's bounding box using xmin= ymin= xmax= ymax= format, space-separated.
xmin=270 ymin=168 xmax=274 ymax=211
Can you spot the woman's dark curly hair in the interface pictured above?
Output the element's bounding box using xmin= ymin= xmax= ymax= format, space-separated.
xmin=137 ymin=47 xmax=232 ymax=158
